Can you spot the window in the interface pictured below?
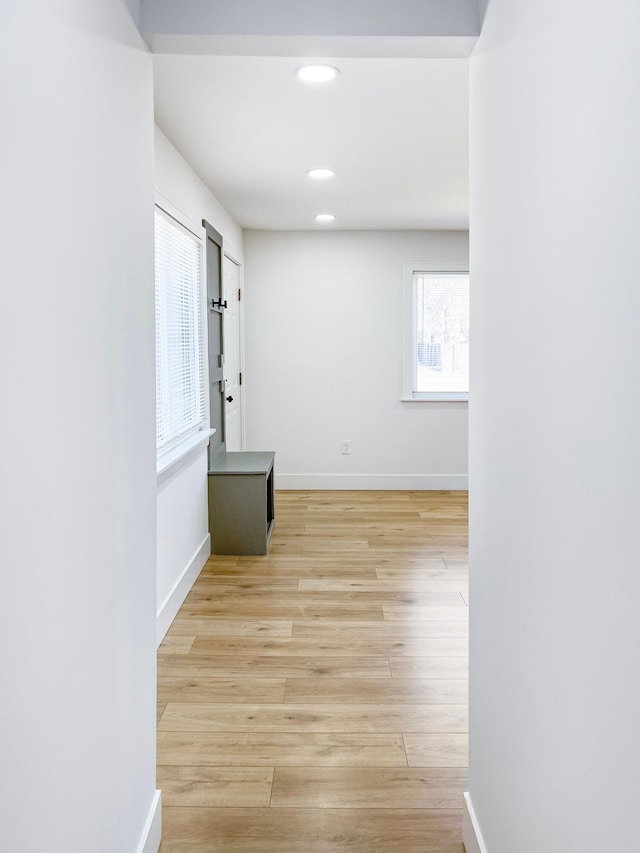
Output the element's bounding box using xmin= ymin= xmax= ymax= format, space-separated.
xmin=403 ymin=263 xmax=469 ymax=401
xmin=155 ymin=202 xmax=206 ymax=454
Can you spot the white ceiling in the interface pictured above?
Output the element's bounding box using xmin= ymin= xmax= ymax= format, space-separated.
xmin=153 ymin=54 xmax=469 ymax=231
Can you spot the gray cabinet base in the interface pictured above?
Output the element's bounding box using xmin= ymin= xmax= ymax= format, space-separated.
xmin=208 ymin=452 xmax=275 ymax=555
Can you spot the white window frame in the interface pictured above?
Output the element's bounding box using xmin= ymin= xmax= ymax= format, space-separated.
xmin=402 ymin=261 xmax=469 ymax=402
xmin=155 ymin=192 xmax=212 ymax=479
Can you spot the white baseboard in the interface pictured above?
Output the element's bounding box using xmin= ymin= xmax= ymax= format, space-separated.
xmin=136 ymin=790 xmax=161 ymax=853
xmin=275 ymin=474 xmax=468 ymax=491
xmin=463 ymin=792 xmax=489 ymax=853
xmin=156 ymin=534 xmax=210 ymax=645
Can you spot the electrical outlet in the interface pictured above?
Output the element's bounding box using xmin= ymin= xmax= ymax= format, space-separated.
xmin=341 ymin=440 xmax=352 ymax=455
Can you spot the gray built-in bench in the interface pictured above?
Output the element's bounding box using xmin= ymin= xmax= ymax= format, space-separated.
xmin=208 ymin=451 xmax=275 ymax=555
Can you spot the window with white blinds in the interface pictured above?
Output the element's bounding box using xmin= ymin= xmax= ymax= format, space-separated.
xmin=403 ymin=265 xmax=469 ymax=401
xmin=155 ymin=204 xmax=206 ymax=452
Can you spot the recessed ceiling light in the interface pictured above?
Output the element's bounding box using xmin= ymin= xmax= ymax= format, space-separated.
xmin=296 ymin=64 xmax=340 ymax=83
xmin=308 ymin=169 xmax=335 ymax=180
xmin=315 ymin=214 xmax=335 ymax=224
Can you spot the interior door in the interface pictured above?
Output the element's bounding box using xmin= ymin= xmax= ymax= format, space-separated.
xmin=223 ymin=256 xmax=243 ymax=451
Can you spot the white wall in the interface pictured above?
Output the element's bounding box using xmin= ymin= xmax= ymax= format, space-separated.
xmin=0 ymin=3 xmax=159 ymax=852
xmin=243 ymin=230 xmax=468 ymax=489
xmin=467 ymin=2 xmax=640 ymax=851
xmin=154 ymin=127 xmax=243 ymax=640
xmin=155 ymin=126 xmax=243 ymax=261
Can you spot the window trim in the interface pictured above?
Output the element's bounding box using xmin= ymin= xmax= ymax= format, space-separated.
xmin=157 ymin=427 xmax=215 ymax=487
xmin=155 ymin=191 xmax=211 ymax=476
xmin=401 ymin=261 xmax=469 ymax=403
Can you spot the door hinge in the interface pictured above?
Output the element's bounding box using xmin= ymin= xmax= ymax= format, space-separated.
xmin=239 ymin=372 xmax=243 ymax=386
xmin=238 ymin=288 xmax=242 ymax=301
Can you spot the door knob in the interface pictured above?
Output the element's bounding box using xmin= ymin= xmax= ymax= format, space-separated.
xmin=226 ymin=395 xmax=233 ymax=402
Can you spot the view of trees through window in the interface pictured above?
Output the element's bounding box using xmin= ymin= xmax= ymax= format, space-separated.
xmin=414 ymin=272 xmax=469 ymax=396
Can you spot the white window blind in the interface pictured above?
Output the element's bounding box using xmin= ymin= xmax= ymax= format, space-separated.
xmin=155 ymin=205 xmax=206 ymax=451
xmin=412 ymin=271 xmax=469 ymax=399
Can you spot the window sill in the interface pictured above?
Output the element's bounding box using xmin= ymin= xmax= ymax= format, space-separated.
xmin=157 ymin=428 xmax=215 ymax=486
xmin=400 ymin=397 xmax=469 ymax=403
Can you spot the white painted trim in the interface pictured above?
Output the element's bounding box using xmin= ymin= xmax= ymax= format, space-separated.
xmin=155 ymin=190 xmax=203 ymax=240
xmin=157 ymin=428 xmax=214 ymax=485
xmin=463 ymin=792 xmax=489 ymax=853
xmin=275 ymin=474 xmax=468 ymax=491
xmin=144 ymin=34 xmax=479 ymax=59
xmin=157 ymin=534 xmax=210 ymax=645
xmin=401 ymin=396 xmax=469 ymax=403
xmin=136 ymin=790 xmax=161 ymax=853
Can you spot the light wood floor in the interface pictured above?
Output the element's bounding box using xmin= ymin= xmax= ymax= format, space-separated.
xmin=158 ymin=490 xmax=468 ymax=852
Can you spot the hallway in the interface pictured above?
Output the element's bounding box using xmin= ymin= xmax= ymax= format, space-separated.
xmin=157 ymin=490 xmax=469 ymax=851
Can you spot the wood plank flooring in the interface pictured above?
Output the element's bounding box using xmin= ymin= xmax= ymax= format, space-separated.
xmin=158 ymin=489 xmax=468 ymax=852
